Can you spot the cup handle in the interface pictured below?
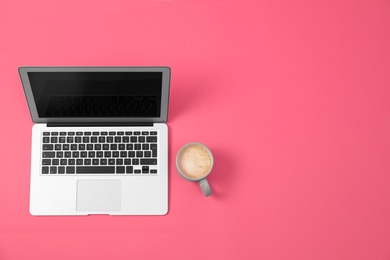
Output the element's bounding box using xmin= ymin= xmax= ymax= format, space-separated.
xmin=198 ymin=178 xmax=212 ymax=197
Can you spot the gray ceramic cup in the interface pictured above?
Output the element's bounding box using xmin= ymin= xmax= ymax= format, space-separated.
xmin=176 ymin=142 xmax=214 ymax=196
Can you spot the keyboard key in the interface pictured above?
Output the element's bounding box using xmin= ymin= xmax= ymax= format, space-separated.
xmin=110 ymin=144 xmax=118 ymax=150
xmin=150 ymin=169 xmax=157 ymax=174
xmin=65 ymin=152 xmax=71 ymax=158
xmin=51 ymin=132 xmax=58 ymax=136
xmin=99 ymin=137 xmax=105 ymax=143
xmin=63 ymin=144 xmax=69 ymax=150
xmin=116 ymin=159 xmax=123 ymax=165
xmin=76 ymin=166 xmax=115 ymax=174
xmin=92 ymin=159 xmax=99 ymax=165
xmin=146 ymin=136 xmax=157 ymax=142
xmin=109 ymin=132 xmax=115 ymax=135
xmin=52 ymin=159 xmax=59 ymax=165
xmin=68 ymin=132 xmax=75 ymax=136
xmin=108 ymin=159 xmax=115 ymax=165
xmin=118 ymin=144 xmax=125 ymax=150
xmin=136 ymin=151 xmax=143 ymax=158
xmin=115 ymin=137 xmax=121 ymax=143
xmin=42 ymin=152 xmax=55 ymax=158
xmin=96 ymin=151 xmax=103 ymax=158
xmin=66 ymin=166 xmax=75 ymax=174
xmin=60 ymin=159 xmax=67 ymax=165
xmin=43 ymin=137 xmax=50 ymax=143
xmin=81 ymin=151 xmax=88 ymax=158
xmin=60 ymin=132 xmax=66 ymax=136
xmin=76 ymin=159 xmax=83 ymax=165
xmin=84 ymin=132 xmax=91 ymax=136
xmin=71 ymin=144 xmax=77 ymax=150
xmin=79 ymin=144 xmax=86 ymax=150
xmin=42 ymin=144 xmax=53 ymax=150
xmin=112 ymin=151 xmax=119 ymax=158
xmin=142 ymin=131 xmax=149 ymax=135
xmin=116 ymin=166 xmax=125 ymax=174
xmin=151 ymin=144 xmax=157 ymax=157
xmin=126 ymin=144 xmax=133 ymax=150
xmin=42 ymin=159 xmax=51 ymax=165
xmin=101 ymin=132 xmax=108 ymax=136
xmin=100 ymin=159 xmax=107 ymax=165
xmin=84 ymin=159 xmax=91 ymax=165
xmin=104 ymin=151 xmax=111 ymax=158
xmin=42 ymin=166 xmax=49 ymax=174
xmin=134 ymin=144 xmax=141 ymax=150
xmin=150 ymin=131 xmax=157 ymax=135
xmin=67 ymin=137 xmax=74 ymax=143
xmin=134 ymin=169 xmax=141 ymax=174
xmin=142 ymin=166 xmax=149 ymax=173
xmin=144 ymin=151 xmax=152 ymax=158
xmin=72 ymin=151 xmax=80 ymax=158
xmin=75 ymin=137 xmax=81 ymax=143
xmin=87 ymin=144 xmax=94 ymax=150
xmin=76 ymin=132 xmax=83 ymax=136
xmin=134 ymin=131 xmax=140 ymax=135
xmin=138 ymin=136 xmax=145 ymax=143
xmin=124 ymin=159 xmax=132 ymax=165
xmin=59 ymin=137 xmax=66 ymax=143
xmin=51 ymin=137 xmax=58 ymax=143
xmin=43 ymin=132 xmax=50 ymax=136
xmin=103 ymin=144 xmax=110 ymax=150
xmin=140 ymin=159 xmax=157 ymax=165
xmin=83 ymin=137 xmax=90 ymax=143
xmin=122 ymin=137 xmax=129 ymax=143
xmin=55 ymin=144 xmax=62 ymax=150
xmin=68 ymin=159 xmax=75 ymax=165
xmin=117 ymin=132 xmax=124 ymax=135
xmin=50 ymin=166 xmax=57 ymax=174
xmin=130 ymin=137 xmax=137 ymax=143
xmin=125 ymin=131 xmax=132 ymax=135
xmin=91 ymin=137 xmax=97 ymax=143
xmin=132 ymin=159 xmax=139 ymax=165
xmin=58 ymin=166 xmax=65 ymax=174
xmin=120 ymin=151 xmax=127 ymax=158
xmin=92 ymin=132 xmax=99 ymax=135
xmin=56 ymin=151 xmax=64 ymax=158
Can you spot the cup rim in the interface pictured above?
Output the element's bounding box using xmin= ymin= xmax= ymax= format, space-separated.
xmin=176 ymin=142 xmax=214 ymax=181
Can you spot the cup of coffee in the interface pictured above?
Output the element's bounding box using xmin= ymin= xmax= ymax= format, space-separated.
xmin=176 ymin=142 xmax=214 ymax=196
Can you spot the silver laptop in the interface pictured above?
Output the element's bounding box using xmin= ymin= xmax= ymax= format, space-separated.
xmin=19 ymin=67 xmax=170 ymax=215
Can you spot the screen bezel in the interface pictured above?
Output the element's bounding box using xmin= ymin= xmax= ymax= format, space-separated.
xmin=19 ymin=66 xmax=170 ymax=124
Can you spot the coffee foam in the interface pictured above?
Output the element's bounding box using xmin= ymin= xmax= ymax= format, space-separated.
xmin=178 ymin=144 xmax=212 ymax=179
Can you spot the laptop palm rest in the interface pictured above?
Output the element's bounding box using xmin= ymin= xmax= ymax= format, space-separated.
xmin=77 ymin=180 xmax=121 ymax=212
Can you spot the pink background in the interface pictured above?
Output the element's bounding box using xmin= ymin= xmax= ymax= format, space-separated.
xmin=1 ymin=0 xmax=390 ymax=259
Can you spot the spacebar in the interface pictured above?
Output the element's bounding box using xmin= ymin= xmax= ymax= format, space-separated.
xmin=76 ymin=166 xmax=115 ymax=174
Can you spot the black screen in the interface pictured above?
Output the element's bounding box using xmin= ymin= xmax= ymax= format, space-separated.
xmin=27 ymin=72 xmax=162 ymax=118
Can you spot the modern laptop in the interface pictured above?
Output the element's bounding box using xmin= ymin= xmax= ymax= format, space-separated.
xmin=19 ymin=66 xmax=170 ymax=215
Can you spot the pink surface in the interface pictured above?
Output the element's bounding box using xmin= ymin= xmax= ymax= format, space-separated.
xmin=1 ymin=0 xmax=390 ymax=259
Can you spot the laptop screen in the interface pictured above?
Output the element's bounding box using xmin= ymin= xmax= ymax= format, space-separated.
xmin=27 ymin=72 xmax=163 ymax=118
xmin=20 ymin=67 xmax=170 ymax=124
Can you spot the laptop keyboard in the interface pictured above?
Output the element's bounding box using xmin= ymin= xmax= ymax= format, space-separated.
xmin=41 ymin=130 xmax=158 ymax=175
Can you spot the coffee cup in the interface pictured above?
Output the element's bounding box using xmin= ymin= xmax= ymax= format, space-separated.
xmin=176 ymin=142 xmax=214 ymax=196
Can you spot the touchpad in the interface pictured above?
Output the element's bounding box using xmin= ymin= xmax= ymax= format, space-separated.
xmin=77 ymin=180 xmax=121 ymax=212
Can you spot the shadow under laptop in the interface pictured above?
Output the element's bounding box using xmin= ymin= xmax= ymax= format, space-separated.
xmin=168 ymin=76 xmax=212 ymax=122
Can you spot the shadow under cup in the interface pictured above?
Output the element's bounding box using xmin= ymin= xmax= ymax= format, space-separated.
xmin=176 ymin=142 xmax=214 ymax=196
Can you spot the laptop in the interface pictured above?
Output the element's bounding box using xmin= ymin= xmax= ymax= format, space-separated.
xmin=19 ymin=66 xmax=170 ymax=215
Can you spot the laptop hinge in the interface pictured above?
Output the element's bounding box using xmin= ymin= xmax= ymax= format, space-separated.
xmin=47 ymin=122 xmax=154 ymax=127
